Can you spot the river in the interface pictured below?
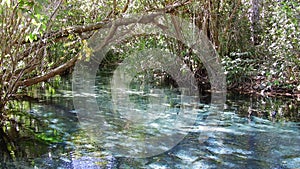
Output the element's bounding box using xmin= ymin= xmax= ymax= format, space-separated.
xmin=0 ymin=67 xmax=299 ymax=169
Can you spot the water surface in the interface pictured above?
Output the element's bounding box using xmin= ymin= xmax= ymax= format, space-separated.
xmin=0 ymin=69 xmax=299 ymax=168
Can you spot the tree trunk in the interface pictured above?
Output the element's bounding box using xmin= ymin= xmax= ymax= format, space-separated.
xmin=250 ymin=0 xmax=261 ymax=45
xmin=209 ymin=0 xmax=220 ymax=51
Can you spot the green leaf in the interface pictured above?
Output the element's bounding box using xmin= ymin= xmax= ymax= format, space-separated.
xmin=25 ymin=33 xmax=37 ymax=43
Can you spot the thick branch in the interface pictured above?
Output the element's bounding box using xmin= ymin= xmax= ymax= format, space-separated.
xmin=17 ymin=56 xmax=78 ymax=87
xmin=20 ymin=0 xmax=192 ymax=46
xmin=14 ymin=2 xmax=193 ymax=87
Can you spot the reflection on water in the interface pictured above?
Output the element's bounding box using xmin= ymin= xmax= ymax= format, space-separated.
xmin=90 ymin=68 xmax=202 ymax=158
xmin=0 ymin=69 xmax=299 ymax=168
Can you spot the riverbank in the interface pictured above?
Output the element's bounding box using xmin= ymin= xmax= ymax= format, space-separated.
xmin=227 ymin=76 xmax=300 ymax=99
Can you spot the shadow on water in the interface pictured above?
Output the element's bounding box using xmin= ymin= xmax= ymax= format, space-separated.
xmin=0 ymin=68 xmax=299 ymax=168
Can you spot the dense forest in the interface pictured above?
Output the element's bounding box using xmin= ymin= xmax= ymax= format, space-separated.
xmin=0 ymin=0 xmax=299 ymax=121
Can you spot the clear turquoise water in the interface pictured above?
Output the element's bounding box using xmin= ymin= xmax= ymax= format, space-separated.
xmin=0 ymin=70 xmax=299 ymax=169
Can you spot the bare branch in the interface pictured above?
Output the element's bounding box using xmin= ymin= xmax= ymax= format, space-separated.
xmin=46 ymin=0 xmax=63 ymax=30
xmin=122 ymin=0 xmax=130 ymax=13
xmin=113 ymin=0 xmax=117 ymax=15
xmin=17 ymin=55 xmax=78 ymax=87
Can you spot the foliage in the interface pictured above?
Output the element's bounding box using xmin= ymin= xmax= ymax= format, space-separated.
xmin=222 ymin=52 xmax=256 ymax=87
xmin=0 ymin=0 xmax=104 ymax=112
xmin=261 ymin=0 xmax=300 ymax=85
